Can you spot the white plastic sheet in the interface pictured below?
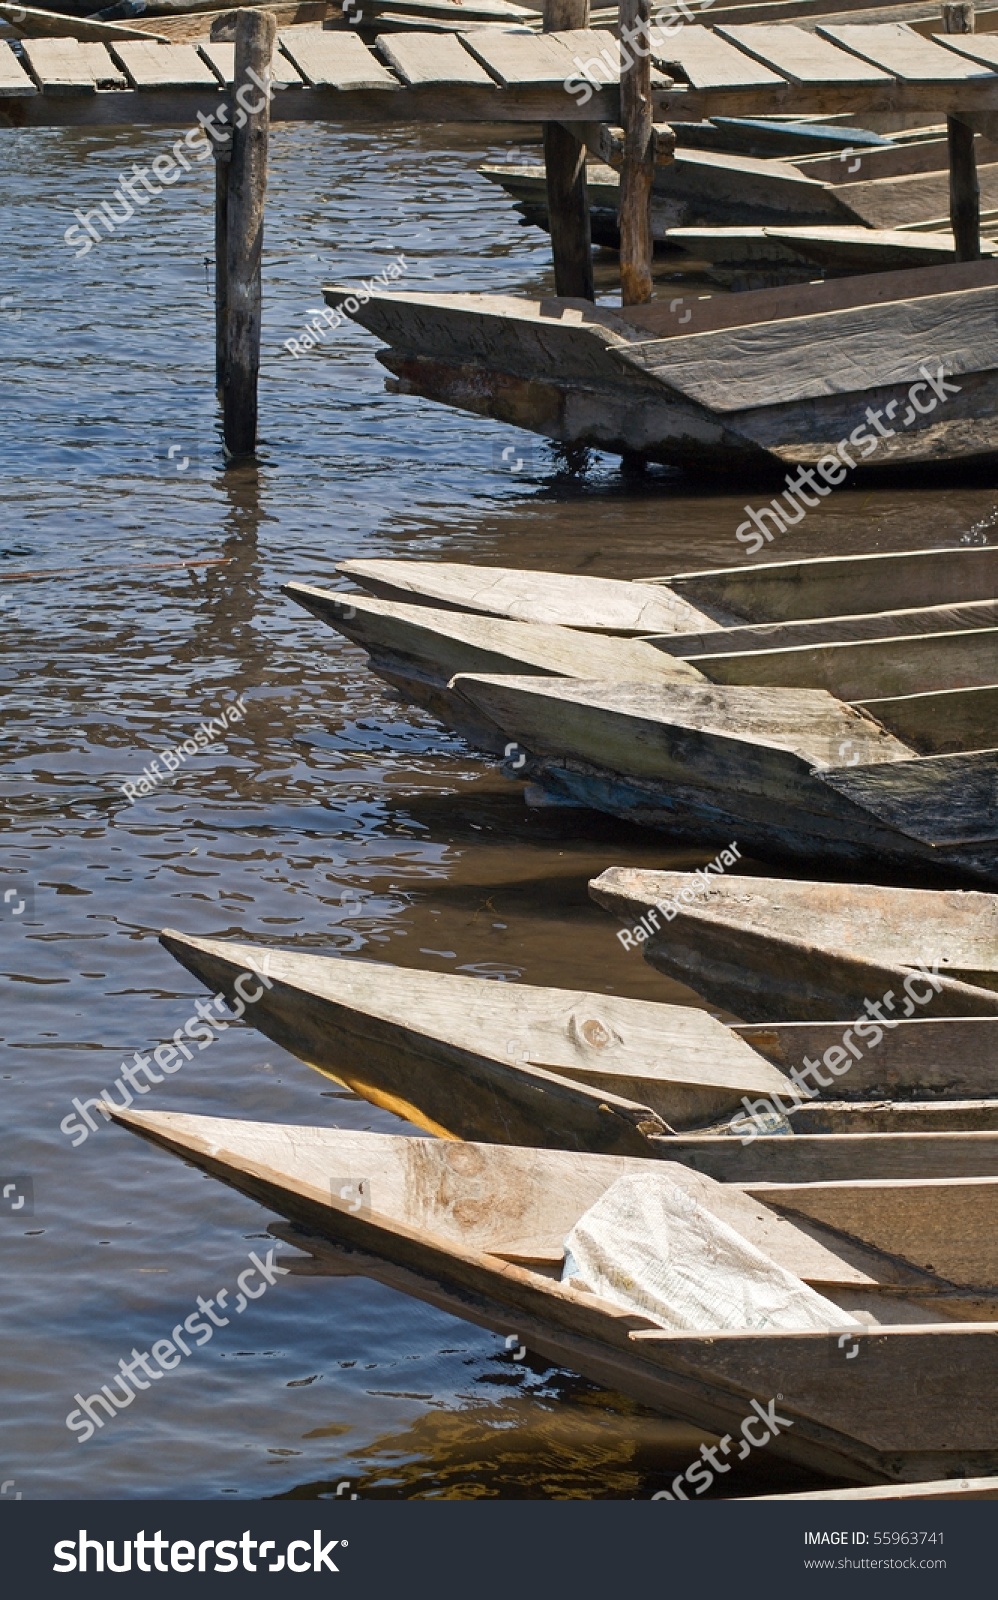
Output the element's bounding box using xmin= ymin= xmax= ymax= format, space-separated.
xmin=562 ymin=1171 xmax=859 ymax=1333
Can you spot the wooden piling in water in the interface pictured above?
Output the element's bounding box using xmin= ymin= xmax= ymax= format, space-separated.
xmin=618 ymin=0 xmax=654 ymax=305
xmin=543 ymin=0 xmax=594 ymax=300
xmin=945 ymin=1 xmax=981 ymax=262
xmin=218 ymin=7 xmax=275 ymax=459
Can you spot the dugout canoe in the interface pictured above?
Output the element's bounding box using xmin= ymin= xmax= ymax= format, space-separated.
xmin=336 ymin=546 xmax=998 ymax=635
xmin=109 ymin=1108 xmax=998 ymax=1486
xmin=448 ymin=672 xmax=998 ymax=883
xmin=285 ymin=584 xmax=998 ymax=755
xmin=327 ymin=259 xmax=998 ymax=474
xmin=158 ymin=929 xmax=998 ymax=1178
xmin=590 ymin=868 xmax=998 ymax=1022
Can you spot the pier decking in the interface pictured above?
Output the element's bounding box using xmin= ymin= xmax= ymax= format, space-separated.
xmin=7 ymin=20 xmax=998 ymax=127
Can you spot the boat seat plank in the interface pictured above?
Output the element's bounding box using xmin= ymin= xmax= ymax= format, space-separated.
xmin=819 ymin=22 xmax=997 ymax=82
xmin=19 ymin=37 xmax=104 ymax=92
xmin=198 ymin=39 xmax=304 ymax=87
xmin=277 ymin=29 xmax=399 ymax=89
xmin=619 ymin=282 xmax=998 ymax=412
xmin=715 ymin=24 xmax=893 ymax=85
xmin=109 ymin=40 xmax=220 ymax=89
xmin=650 ymin=24 xmax=785 ymax=89
xmin=376 ymin=30 xmax=495 ymax=86
xmin=0 ymin=42 xmax=38 ymax=97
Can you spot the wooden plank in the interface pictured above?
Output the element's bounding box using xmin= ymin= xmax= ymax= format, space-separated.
xmin=277 ymin=28 xmax=399 ymax=89
xmin=936 ymin=29 xmax=998 ymax=68
xmin=336 ymin=558 xmax=724 ymax=634
xmin=0 ymin=4 xmax=169 ymax=43
xmin=692 ymin=626 xmax=998 ymax=700
xmin=461 ymin=26 xmax=617 ymax=87
xmin=589 ymin=866 xmax=998 ymax=1020
xmin=0 ymin=41 xmax=36 ymax=96
xmin=198 ymin=40 xmax=304 ymax=88
xmin=375 ymin=30 xmax=494 ymax=86
xmin=736 ymin=1017 xmax=998 ymax=1100
xmin=110 ymin=40 xmax=219 ymax=88
xmin=664 ymin=547 xmax=998 ymax=623
xmin=619 ymin=282 xmax=998 ymax=412
xmin=542 ymin=0 xmax=594 ymax=303
xmin=78 ymin=43 xmax=128 ymax=89
xmin=819 ymin=21 xmax=995 ymax=81
xmin=19 ymin=37 xmax=97 ymax=92
xmin=750 ymin=1477 xmax=998 ymax=1501
xmin=656 ymin=600 xmax=998 ymax=659
xmin=821 ymin=750 xmax=998 ymax=847
xmin=650 ymin=25 xmax=785 ymax=90
xmin=854 ymin=683 xmax=998 ymax=754
xmin=717 ymin=24 xmax=894 ymax=85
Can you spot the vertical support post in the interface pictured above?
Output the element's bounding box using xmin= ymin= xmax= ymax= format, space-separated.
xmin=213 ymin=130 xmax=230 ymax=393
xmin=618 ymin=0 xmax=654 ymax=304
xmin=543 ymin=0 xmax=594 ymax=301
xmin=944 ymin=1 xmax=980 ymax=262
xmin=223 ymin=8 xmax=276 ymax=460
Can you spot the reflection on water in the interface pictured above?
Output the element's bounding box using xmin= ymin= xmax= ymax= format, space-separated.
xmin=1 ymin=116 xmax=995 ymax=1500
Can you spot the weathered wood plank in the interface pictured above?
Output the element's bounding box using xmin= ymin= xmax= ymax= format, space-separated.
xmin=655 ymin=600 xmax=998 ymax=659
xmin=693 ymin=626 xmax=998 ymax=700
xmin=651 ymin=25 xmax=785 ymax=90
xmin=820 ymin=21 xmax=996 ymax=80
xmin=750 ymin=1477 xmax=998 ymax=1500
xmin=662 ymin=546 xmax=998 ymax=622
xmin=277 ymin=28 xmax=399 ymax=89
xmin=821 ymin=749 xmax=998 ymax=847
xmin=19 ymin=37 xmax=98 ymax=92
xmin=619 ymin=282 xmax=998 ymax=411
xmin=936 ymin=29 xmax=998 ymax=68
xmin=375 ymin=30 xmax=494 ymax=86
xmin=462 ymin=26 xmax=616 ymax=87
xmin=589 ymin=866 xmax=998 ymax=1019
xmin=0 ymin=4 xmax=169 ymax=43
xmin=198 ymin=39 xmax=304 ymax=88
xmin=0 ymin=41 xmax=39 ymax=96
xmin=854 ymin=683 xmax=998 ymax=754
xmin=736 ymin=1017 xmax=998 ymax=1100
xmin=78 ymin=43 xmax=129 ymax=89
xmin=717 ymin=24 xmax=894 ymax=85
xmin=110 ymin=40 xmax=220 ymax=89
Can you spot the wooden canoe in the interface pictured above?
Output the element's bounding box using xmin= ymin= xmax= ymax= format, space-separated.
xmin=337 ymin=546 xmax=998 ymax=633
xmin=158 ymin=928 xmax=998 ymax=1178
xmin=285 ymin=583 xmax=998 ymax=753
xmin=329 ymin=260 xmax=998 ymax=473
xmin=590 ymin=867 xmax=998 ymax=1022
xmin=449 ymin=672 xmax=998 ymax=883
xmin=109 ymin=1108 xmax=998 ymax=1486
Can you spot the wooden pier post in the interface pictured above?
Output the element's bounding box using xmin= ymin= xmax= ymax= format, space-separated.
xmin=618 ymin=0 xmax=654 ymax=304
xmin=543 ymin=0 xmax=594 ymax=300
xmin=944 ymin=2 xmax=981 ymax=261
xmin=220 ymin=7 xmax=276 ymax=459
xmin=213 ymin=127 xmax=230 ymax=392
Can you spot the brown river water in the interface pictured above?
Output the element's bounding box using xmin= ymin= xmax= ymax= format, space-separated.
xmin=1 ymin=117 xmax=995 ymax=1500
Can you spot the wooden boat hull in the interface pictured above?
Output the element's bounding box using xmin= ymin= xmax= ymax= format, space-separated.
xmin=109 ymin=1110 xmax=998 ymax=1486
xmin=332 ymin=267 xmax=998 ymax=473
xmin=159 ymin=930 xmax=998 ymax=1176
xmin=338 ymin=546 xmax=998 ymax=632
xmin=590 ymin=868 xmax=998 ymax=1022
xmin=450 ymin=673 xmax=998 ymax=884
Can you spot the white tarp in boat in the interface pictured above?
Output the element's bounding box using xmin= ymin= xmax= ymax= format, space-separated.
xmin=562 ymin=1171 xmax=859 ymax=1334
